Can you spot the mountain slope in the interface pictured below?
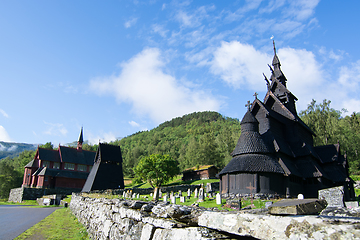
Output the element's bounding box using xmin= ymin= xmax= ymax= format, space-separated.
xmin=0 ymin=142 xmax=37 ymax=160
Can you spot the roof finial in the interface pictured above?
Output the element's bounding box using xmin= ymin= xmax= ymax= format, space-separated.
xmin=245 ymin=100 xmax=252 ymax=110
xmin=253 ymin=92 xmax=258 ymax=99
xmin=273 ymin=39 xmax=276 ymax=55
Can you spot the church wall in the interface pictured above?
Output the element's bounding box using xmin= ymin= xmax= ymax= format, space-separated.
xmin=55 ymin=177 xmax=86 ymax=189
xmin=221 ymin=172 xmax=285 ymax=195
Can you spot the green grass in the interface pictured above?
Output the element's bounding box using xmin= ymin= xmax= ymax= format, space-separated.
xmin=351 ymin=175 xmax=360 ymax=181
xmin=0 ymin=199 xmax=38 ymax=205
xmin=15 ymin=207 xmax=89 ymax=240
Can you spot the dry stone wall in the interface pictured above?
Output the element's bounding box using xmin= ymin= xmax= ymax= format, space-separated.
xmin=70 ymin=193 xmax=360 ymax=240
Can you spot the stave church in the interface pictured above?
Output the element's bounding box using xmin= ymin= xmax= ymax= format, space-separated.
xmin=218 ymin=42 xmax=355 ymax=199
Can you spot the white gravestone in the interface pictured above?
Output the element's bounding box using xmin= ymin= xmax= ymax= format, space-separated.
xmin=194 ymin=188 xmax=199 ymax=198
xmin=216 ymin=193 xmax=221 ymax=205
xmin=171 ymin=196 xmax=176 ymax=204
xmin=180 ymin=196 xmax=185 ymax=203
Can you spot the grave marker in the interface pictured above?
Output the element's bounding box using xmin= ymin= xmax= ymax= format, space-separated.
xmin=216 ymin=193 xmax=221 ymax=205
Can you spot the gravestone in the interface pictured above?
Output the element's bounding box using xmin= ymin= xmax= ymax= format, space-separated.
xmin=216 ymin=193 xmax=221 ymax=205
xmin=225 ymin=199 xmax=241 ymax=210
xmin=318 ymin=186 xmax=344 ymax=208
xmin=137 ymin=194 xmax=140 ymax=199
xmin=170 ymin=191 xmax=174 ymax=198
xmin=179 ymin=190 xmax=182 ymax=196
xmin=187 ymin=189 xmax=191 ymax=197
xmin=298 ymin=194 xmax=304 ymax=200
xmin=171 ymin=196 xmax=176 ymax=204
xmin=180 ymin=196 xmax=185 ymax=203
xmin=194 ymin=188 xmax=199 ymax=198
xmin=153 ymin=187 xmax=160 ymax=201
xmin=159 ymin=189 xmax=162 ymax=197
xmin=132 ymin=193 xmax=136 ymax=199
xmin=206 ymin=182 xmax=212 ymax=193
xmin=198 ymin=188 xmax=204 ymax=202
xmin=163 ymin=196 xmax=168 ymax=203
xmin=122 ymin=191 xmax=126 ymax=198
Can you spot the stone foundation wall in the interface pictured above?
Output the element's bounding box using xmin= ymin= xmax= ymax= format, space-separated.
xmin=8 ymin=187 xmax=81 ymax=202
xmin=70 ymin=193 xmax=360 ymax=240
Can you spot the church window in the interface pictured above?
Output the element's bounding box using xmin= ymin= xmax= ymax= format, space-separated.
xmin=42 ymin=161 xmax=50 ymax=168
xmin=64 ymin=163 xmax=75 ymax=170
xmin=77 ymin=164 xmax=87 ymax=172
xmin=53 ymin=162 xmax=60 ymax=169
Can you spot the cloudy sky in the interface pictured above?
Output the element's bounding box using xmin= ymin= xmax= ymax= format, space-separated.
xmin=0 ymin=0 xmax=359 ymax=145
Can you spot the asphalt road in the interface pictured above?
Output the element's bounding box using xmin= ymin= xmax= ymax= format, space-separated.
xmin=0 ymin=205 xmax=60 ymax=240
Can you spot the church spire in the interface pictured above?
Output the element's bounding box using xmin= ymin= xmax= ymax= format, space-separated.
xmin=77 ymin=127 xmax=83 ymax=151
xmin=270 ymin=40 xmax=287 ymax=87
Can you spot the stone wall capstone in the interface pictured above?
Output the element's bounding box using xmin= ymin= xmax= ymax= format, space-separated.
xmin=70 ymin=193 xmax=360 ymax=240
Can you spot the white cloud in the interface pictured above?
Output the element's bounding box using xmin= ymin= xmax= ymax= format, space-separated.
xmin=208 ymin=41 xmax=350 ymax=113
xmin=8 ymin=145 xmax=18 ymax=151
xmin=338 ymin=60 xmax=360 ymax=91
xmin=286 ymin=0 xmax=320 ymax=21
xmin=43 ymin=122 xmax=68 ymax=136
xmin=129 ymin=121 xmax=140 ymax=127
xmin=124 ymin=17 xmax=138 ymax=28
xmin=0 ymin=126 xmax=11 ymax=142
xmin=152 ymin=24 xmax=168 ymax=38
xmin=277 ymin=47 xmax=325 ymax=110
xmin=0 ymin=109 xmax=9 ymax=118
xmin=210 ymin=41 xmax=270 ymax=90
xmin=87 ymin=131 xmax=117 ymax=145
xmin=90 ymin=48 xmax=221 ymax=124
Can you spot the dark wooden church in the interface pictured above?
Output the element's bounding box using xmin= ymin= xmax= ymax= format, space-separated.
xmin=218 ymin=42 xmax=355 ymax=199
xmin=82 ymin=143 xmax=124 ymax=192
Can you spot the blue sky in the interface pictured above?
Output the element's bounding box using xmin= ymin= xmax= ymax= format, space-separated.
xmin=0 ymin=0 xmax=360 ymax=145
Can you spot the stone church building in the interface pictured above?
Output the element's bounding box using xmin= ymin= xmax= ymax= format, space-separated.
xmin=218 ymin=43 xmax=355 ymax=199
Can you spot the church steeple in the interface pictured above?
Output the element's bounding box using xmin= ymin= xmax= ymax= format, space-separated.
xmin=270 ymin=40 xmax=287 ymax=87
xmin=265 ymin=41 xmax=298 ymax=114
xmin=77 ymin=127 xmax=83 ymax=152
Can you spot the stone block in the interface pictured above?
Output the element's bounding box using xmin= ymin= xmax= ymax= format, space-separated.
xmin=140 ymin=223 xmax=155 ymax=240
xmin=268 ymin=199 xmax=327 ymax=215
xmin=345 ymin=201 xmax=359 ymax=209
xmin=318 ymin=186 xmax=344 ymax=207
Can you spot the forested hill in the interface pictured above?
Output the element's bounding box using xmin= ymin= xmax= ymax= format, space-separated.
xmin=0 ymin=141 xmax=37 ymax=160
xmin=113 ymin=111 xmax=242 ymax=177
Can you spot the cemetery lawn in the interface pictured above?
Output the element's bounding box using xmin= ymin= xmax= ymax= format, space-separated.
xmin=15 ymin=207 xmax=89 ymax=240
xmin=126 ymin=175 xmax=220 ymax=188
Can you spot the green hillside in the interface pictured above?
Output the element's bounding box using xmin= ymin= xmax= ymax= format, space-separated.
xmin=113 ymin=111 xmax=242 ymax=177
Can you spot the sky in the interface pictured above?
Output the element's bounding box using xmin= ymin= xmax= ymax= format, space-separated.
xmin=0 ymin=0 xmax=360 ymax=145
